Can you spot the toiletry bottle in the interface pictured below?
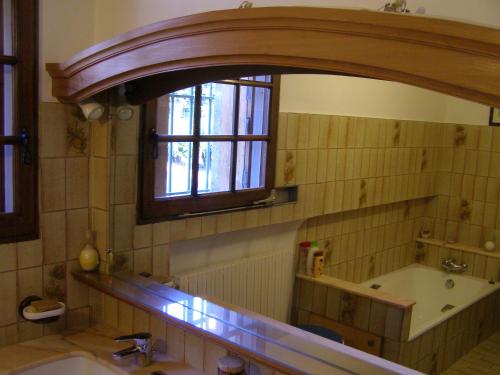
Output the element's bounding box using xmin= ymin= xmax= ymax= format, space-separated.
xmin=79 ymin=230 xmax=99 ymax=271
xmin=312 ymin=251 xmax=325 ymax=278
xmin=298 ymin=241 xmax=311 ymax=274
xmin=307 ymin=241 xmax=320 ymax=276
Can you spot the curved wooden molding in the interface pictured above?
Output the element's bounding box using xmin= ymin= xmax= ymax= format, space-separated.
xmin=46 ymin=7 xmax=500 ymax=106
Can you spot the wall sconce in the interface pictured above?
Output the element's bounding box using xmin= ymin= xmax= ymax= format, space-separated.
xmin=78 ymin=101 xmax=105 ymax=121
xmin=116 ymin=105 xmax=134 ymax=121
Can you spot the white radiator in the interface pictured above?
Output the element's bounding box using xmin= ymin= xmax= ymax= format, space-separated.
xmin=176 ymin=248 xmax=295 ymax=322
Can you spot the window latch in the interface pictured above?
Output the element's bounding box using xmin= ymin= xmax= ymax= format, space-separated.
xmin=149 ymin=128 xmax=159 ymax=160
xmin=19 ymin=128 xmax=32 ymax=165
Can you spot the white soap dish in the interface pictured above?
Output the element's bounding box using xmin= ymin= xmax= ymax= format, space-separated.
xmin=23 ymin=302 xmax=66 ymax=321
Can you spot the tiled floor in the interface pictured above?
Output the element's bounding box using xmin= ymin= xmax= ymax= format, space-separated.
xmin=442 ymin=330 xmax=500 ymax=375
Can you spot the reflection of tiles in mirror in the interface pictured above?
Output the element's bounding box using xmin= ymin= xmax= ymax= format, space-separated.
xmin=441 ymin=330 xmax=500 ymax=375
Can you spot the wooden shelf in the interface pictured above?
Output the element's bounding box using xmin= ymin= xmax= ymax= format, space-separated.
xmin=416 ymin=238 xmax=500 ymax=259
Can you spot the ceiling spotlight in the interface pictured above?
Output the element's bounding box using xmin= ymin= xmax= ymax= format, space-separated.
xmin=78 ymin=101 xmax=105 ymax=121
xmin=116 ymin=105 xmax=134 ymax=121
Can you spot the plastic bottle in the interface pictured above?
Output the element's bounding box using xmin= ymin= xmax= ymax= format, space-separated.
xmin=298 ymin=241 xmax=311 ymax=274
xmin=307 ymin=241 xmax=320 ymax=276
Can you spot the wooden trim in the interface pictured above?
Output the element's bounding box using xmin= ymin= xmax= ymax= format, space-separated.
xmin=0 ymin=0 xmax=38 ymax=242
xmin=139 ymin=75 xmax=279 ymax=221
xmin=46 ymin=7 xmax=500 ymax=107
xmin=296 ymin=273 xmax=415 ymax=310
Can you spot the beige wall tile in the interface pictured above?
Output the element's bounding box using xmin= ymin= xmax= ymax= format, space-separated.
xmin=114 ymin=155 xmax=136 ymax=204
xmin=153 ymin=244 xmax=170 ymax=277
xmin=66 ymin=260 xmax=89 ymax=309
xmin=133 ymin=308 xmax=150 ymax=332
xmin=285 ymin=113 xmax=298 ymax=150
xmin=113 ymin=204 xmax=135 ymax=252
xmin=17 ymin=240 xmax=42 ymax=269
xmin=42 ymin=211 xmax=67 ymax=264
xmin=18 ymin=267 xmax=43 ymax=302
xmin=41 ymin=158 xmax=66 ymax=212
xmin=185 ymin=332 xmax=204 ymax=370
xmin=118 ymin=301 xmax=133 ymax=334
xmin=91 ymin=122 xmax=111 ymax=157
xmin=133 ymin=247 xmax=152 ymax=274
xmin=66 ymin=208 xmax=89 ymax=260
xmin=39 ymin=103 xmax=68 ymax=158
xmin=150 ymin=316 xmax=167 ymax=353
xmin=0 ymin=243 xmax=16 ymax=272
xmin=92 ymin=208 xmax=109 ymax=252
xmin=18 ymin=321 xmax=43 ymax=342
xmin=152 ymin=221 xmax=170 ymax=246
xmin=66 ymin=157 xmax=89 ymax=209
xmin=90 ymin=157 xmax=109 ymax=210
xmin=167 ymin=324 xmax=185 ymax=361
xmin=0 ymin=271 xmax=17 ymax=325
xmin=115 ymin=112 xmax=139 ymax=155
xmin=103 ymin=294 xmax=119 ymax=328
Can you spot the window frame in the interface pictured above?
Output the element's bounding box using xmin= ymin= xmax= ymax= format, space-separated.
xmin=0 ymin=0 xmax=38 ymax=242
xmin=139 ymin=75 xmax=280 ymax=222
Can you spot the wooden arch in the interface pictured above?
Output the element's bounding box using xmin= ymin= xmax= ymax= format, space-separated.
xmin=47 ymin=7 xmax=500 ymax=106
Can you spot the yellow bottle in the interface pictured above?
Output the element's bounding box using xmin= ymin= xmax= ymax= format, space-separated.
xmin=79 ymin=230 xmax=99 ymax=271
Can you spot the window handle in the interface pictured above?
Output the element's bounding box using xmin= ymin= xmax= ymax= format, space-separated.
xmin=149 ymin=128 xmax=159 ymax=160
xmin=19 ymin=128 xmax=32 ymax=165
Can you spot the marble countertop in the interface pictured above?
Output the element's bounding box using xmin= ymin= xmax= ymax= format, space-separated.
xmin=0 ymin=326 xmax=204 ymax=375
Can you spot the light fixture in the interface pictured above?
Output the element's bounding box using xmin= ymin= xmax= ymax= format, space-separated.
xmin=78 ymin=101 xmax=105 ymax=121
xmin=116 ymin=105 xmax=134 ymax=121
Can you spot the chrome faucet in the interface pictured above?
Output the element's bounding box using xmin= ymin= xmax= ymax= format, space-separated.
xmin=113 ymin=332 xmax=152 ymax=367
xmin=441 ymin=258 xmax=468 ymax=273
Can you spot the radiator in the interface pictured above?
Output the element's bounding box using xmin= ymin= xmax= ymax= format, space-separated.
xmin=176 ymin=248 xmax=295 ymax=322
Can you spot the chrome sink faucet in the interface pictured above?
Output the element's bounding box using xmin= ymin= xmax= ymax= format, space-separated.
xmin=113 ymin=332 xmax=152 ymax=367
xmin=441 ymin=258 xmax=468 ymax=273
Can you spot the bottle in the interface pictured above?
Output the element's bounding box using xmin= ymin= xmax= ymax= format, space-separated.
xmin=79 ymin=230 xmax=99 ymax=271
xmin=298 ymin=241 xmax=311 ymax=274
xmin=312 ymin=251 xmax=325 ymax=278
xmin=307 ymin=241 xmax=320 ymax=276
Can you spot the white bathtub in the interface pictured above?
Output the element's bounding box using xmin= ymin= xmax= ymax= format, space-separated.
xmin=361 ymin=264 xmax=500 ymax=340
xmin=13 ymin=355 xmax=121 ymax=375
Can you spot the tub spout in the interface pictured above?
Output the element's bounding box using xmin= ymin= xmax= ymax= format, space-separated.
xmin=441 ymin=258 xmax=468 ymax=273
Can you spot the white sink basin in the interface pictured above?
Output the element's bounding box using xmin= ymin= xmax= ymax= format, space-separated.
xmin=15 ymin=355 xmax=120 ymax=375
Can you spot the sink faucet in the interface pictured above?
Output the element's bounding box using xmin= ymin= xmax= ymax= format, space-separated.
xmin=113 ymin=332 xmax=152 ymax=367
xmin=441 ymin=258 xmax=468 ymax=273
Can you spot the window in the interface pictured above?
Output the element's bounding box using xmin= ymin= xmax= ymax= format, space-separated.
xmin=0 ymin=0 xmax=38 ymax=241
xmin=140 ymin=75 xmax=280 ymax=220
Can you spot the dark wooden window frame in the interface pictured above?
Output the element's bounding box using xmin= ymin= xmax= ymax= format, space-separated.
xmin=0 ymin=0 xmax=38 ymax=242
xmin=139 ymin=75 xmax=280 ymax=222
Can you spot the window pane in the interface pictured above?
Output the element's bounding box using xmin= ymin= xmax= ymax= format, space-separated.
xmin=0 ymin=145 xmax=14 ymax=213
xmin=3 ymin=65 xmax=13 ymax=135
xmin=201 ymin=83 xmax=235 ymax=135
xmin=236 ymin=141 xmax=267 ymax=190
xmin=156 ymin=87 xmax=195 ymax=135
xmin=2 ymin=0 xmax=13 ymax=55
xmin=198 ymin=142 xmax=232 ymax=194
xmin=238 ymin=86 xmax=270 ymax=135
xmin=155 ymin=142 xmax=193 ymax=198
xmin=240 ymin=75 xmax=272 ymax=82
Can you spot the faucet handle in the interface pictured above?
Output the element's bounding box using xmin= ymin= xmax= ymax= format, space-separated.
xmin=114 ymin=332 xmax=152 ymax=343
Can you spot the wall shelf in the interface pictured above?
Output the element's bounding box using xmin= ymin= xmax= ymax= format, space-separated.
xmin=416 ymin=238 xmax=500 ymax=259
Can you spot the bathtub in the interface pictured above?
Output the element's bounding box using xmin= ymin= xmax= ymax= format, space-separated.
xmin=361 ymin=263 xmax=500 ymax=340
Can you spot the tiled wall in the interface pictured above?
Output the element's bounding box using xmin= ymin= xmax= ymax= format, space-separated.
xmin=424 ymin=124 xmax=500 ymax=249
xmin=0 ymin=103 xmax=91 ymax=346
xmin=385 ymin=290 xmax=500 ymax=374
xmin=297 ymin=199 xmax=428 ymax=283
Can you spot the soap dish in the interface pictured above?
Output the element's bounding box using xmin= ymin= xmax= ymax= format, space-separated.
xmin=18 ymin=295 xmax=65 ymax=324
xmin=23 ymin=302 xmax=65 ymax=321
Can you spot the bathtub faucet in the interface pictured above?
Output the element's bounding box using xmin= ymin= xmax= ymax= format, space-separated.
xmin=441 ymin=258 xmax=468 ymax=273
xmin=113 ymin=332 xmax=152 ymax=367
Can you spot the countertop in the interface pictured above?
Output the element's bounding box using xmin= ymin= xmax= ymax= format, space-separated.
xmin=0 ymin=325 xmax=204 ymax=375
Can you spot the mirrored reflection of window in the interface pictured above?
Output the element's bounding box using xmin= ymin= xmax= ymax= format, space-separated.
xmin=141 ymin=75 xmax=280 ymax=219
xmin=0 ymin=0 xmax=37 ymax=240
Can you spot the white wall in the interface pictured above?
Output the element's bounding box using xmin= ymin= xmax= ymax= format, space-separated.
xmin=40 ymin=0 xmax=499 ymax=124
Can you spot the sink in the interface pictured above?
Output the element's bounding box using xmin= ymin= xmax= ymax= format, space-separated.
xmin=14 ymin=355 xmax=120 ymax=375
